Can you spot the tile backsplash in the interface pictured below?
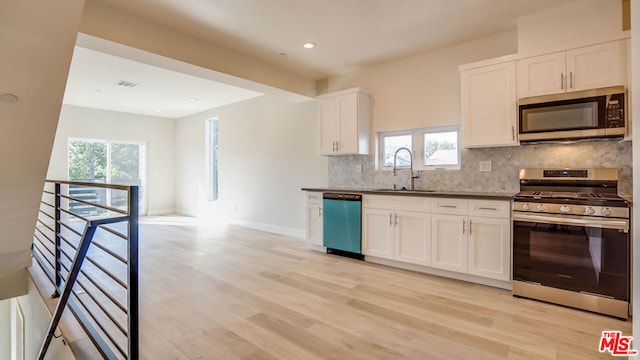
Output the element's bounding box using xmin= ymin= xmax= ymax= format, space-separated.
xmin=328 ymin=140 xmax=632 ymax=196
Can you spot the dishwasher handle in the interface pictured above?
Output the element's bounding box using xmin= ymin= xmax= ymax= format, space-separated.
xmin=323 ymin=193 xmax=362 ymax=201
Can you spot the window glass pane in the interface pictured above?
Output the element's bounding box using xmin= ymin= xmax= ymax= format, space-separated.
xmin=382 ymin=134 xmax=412 ymax=167
xmin=68 ymin=140 xmax=107 ymax=182
xmin=210 ymin=119 xmax=219 ymax=201
xmin=424 ymin=131 xmax=459 ymax=166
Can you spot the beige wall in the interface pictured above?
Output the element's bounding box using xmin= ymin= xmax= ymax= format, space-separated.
xmin=48 ymin=105 xmax=177 ymax=215
xmin=518 ymin=0 xmax=627 ymax=57
xmin=79 ymin=1 xmax=316 ymax=98
xmin=176 ymin=95 xmax=328 ymax=235
xmin=0 ymin=0 xmax=85 ymax=297
xmin=324 ymin=31 xmax=518 ymax=133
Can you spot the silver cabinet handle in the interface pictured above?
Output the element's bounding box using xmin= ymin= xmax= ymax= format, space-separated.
xmin=561 ymin=73 xmax=564 ymax=90
xmin=570 ymin=71 xmax=573 ymax=89
xmin=462 ymin=219 xmax=466 ymax=234
xmin=318 ymin=207 xmax=322 ymax=217
xmin=441 ymin=205 xmax=457 ymax=208
xmin=478 ymin=207 xmax=497 ymax=211
xmin=469 ymin=219 xmax=472 ymax=235
xmin=336 ymin=141 xmax=340 ymax=151
xmin=389 ymin=213 xmax=393 ymax=226
xmin=512 ymin=126 xmax=515 ymax=141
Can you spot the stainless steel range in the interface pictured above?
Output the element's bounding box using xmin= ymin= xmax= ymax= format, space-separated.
xmin=512 ymin=168 xmax=630 ymax=319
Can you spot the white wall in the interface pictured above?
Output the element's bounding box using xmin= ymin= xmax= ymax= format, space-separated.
xmin=325 ymin=31 xmax=518 ymax=133
xmin=48 ymin=105 xmax=177 ymax=215
xmin=15 ymin=279 xmax=74 ymax=360
xmin=176 ymin=94 xmax=328 ymax=236
xmin=518 ymin=0 xmax=626 ymax=57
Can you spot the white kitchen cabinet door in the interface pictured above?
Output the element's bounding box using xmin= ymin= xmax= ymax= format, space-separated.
xmin=395 ymin=211 xmax=431 ymax=266
xmin=318 ymin=96 xmax=341 ymax=155
xmin=431 ymin=214 xmax=467 ymax=273
xmin=467 ymin=217 xmax=511 ymax=281
xmin=518 ymin=41 xmax=625 ymax=98
xmin=362 ymin=208 xmax=394 ymax=259
xmin=461 ymin=60 xmax=517 ymax=148
xmin=517 ymin=52 xmax=566 ymax=98
xmin=567 ymin=41 xmax=623 ymax=92
xmin=317 ymin=88 xmax=370 ymax=155
xmin=306 ymin=192 xmax=323 ymax=246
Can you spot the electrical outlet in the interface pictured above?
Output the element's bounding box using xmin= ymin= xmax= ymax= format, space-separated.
xmin=479 ymin=161 xmax=492 ymax=172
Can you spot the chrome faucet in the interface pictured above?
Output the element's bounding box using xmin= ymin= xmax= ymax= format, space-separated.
xmin=393 ymin=147 xmax=419 ymax=190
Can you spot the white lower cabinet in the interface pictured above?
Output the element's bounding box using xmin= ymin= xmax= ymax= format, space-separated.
xmin=467 ymin=216 xmax=510 ymax=281
xmin=431 ymin=214 xmax=467 ymax=273
xmin=306 ymin=192 xmax=323 ymax=246
xmin=362 ymin=196 xmax=431 ymax=265
xmin=395 ymin=211 xmax=431 ymax=266
xmin=431 ymin=198 xmax=511 ymax=281
xmin=362 ymin=208 xmax=395 ymax=259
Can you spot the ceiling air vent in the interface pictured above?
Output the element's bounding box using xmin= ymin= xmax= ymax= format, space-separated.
xmin=117 ymin=80 xmax=137 ymax=88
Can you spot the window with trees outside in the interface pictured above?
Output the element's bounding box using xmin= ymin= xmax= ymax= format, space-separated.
xmin=68 ymin=139 xmax=147 ymax=215
xmin=378 ymin=126 xmax=460 ymax=170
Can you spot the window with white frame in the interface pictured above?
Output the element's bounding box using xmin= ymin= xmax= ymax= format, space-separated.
xmin=207 ymin=118 xmax=219 ymax=201
xmin=378 ymin=126 xmax=460 ymax=170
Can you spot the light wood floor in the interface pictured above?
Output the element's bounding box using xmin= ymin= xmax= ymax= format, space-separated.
xmin=132 ymin=220 xmax=631 ymax=360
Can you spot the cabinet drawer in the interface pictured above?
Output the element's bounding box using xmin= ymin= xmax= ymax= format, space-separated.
xmin=431 ymin=198 xmax=468 ymax=215
xmin=468 ymin=200 xmax=510 ymax=219
xmin=363 ymin=195 xmax=431 ymax=212
xmin=307 ymin=192 xmax=323 ymax=204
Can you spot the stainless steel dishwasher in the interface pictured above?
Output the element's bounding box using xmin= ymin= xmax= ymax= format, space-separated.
xmin=322 ymin=193 xmax=363 ymax=259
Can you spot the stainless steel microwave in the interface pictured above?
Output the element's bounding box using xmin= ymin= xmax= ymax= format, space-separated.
xmin=518 ymin=86 xmax=626 ymax=142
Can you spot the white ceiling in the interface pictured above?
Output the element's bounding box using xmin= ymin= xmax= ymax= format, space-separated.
xmin=63 ymin=47 xmax=264 ymax=118
xmin=65 ymin=0 xmax=583 ymax=118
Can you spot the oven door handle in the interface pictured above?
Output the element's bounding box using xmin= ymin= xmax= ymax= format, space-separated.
xmin=512 ymin=213 xmax=629 ymax=231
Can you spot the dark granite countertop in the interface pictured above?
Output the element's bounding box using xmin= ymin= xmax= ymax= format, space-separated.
xmin=302 ymin=187 xmax=516 ymax=201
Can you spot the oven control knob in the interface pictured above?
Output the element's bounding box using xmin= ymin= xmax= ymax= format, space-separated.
xmin=584 ymin=207 xmax=596 ymax=215
xmin=560 ymin=205 xmax=570 ymax=213
xmin=602 ymin=207 xmax=612 ymax=216
xmin=522 ymin=203 xmax=531 ymax=211
xmin=536 ymin=204 xmax=545 ymax=211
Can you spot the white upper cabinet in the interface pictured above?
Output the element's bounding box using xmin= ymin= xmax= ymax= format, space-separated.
xmin=460 ymin=55 xmax=518 ymax=148
xmin=518 ymin=41 xmax=625 ymax=98
xmin=317 ymin=88 xmax=370 ymax=155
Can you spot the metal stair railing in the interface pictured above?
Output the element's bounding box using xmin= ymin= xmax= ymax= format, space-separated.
xmin=32 ymin=180 xmax=139 ymax=359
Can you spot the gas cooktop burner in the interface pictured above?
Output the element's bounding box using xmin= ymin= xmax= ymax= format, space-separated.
xmin=514 ymin=168 xmax=629 ymax=218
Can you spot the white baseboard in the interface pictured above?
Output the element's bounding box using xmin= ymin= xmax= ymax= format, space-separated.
xmin=365 ymin=256 xmax=512 ymax=290
xmin=147 ymin=208 xmax=177 ymax=216
xmin=229 ymin=220 xmax=305 ymax=239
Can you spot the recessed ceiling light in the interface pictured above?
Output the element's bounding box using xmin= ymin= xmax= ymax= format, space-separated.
xmin=303 ymin=42 xmax=316 ymax=49
xmin=188 ymin=98 xmax=198 ymax=102
xmin=154 ymin=109 xmax=161 ymax=113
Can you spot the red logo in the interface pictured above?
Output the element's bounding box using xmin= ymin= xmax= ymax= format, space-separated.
xmin=599 ymin=331 xmax=638 ymax=356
